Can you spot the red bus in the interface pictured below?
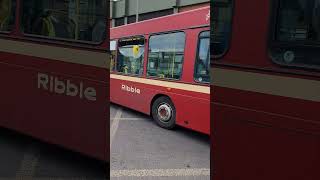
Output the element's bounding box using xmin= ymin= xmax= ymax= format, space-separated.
xmin=0 ymin=0 xmax=109 ymax=161
xmin=212 ymin=0 xmax=320 ymax=179
xmin=110 ymin=6 xmax=210 ymax=135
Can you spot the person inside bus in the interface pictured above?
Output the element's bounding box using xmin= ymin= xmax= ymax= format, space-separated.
xmin=110 ymin=54 xmax=115 ymax=71
xmin=32 ymin=10 xmax=56 ymax=37
xmin=123 ymin=65 xmax=129 ymax=74
xmin=0 ymin=0 xmax=11 ymax=31
xmin=92 ymin=18 xmax=106 ymax=42
xmin=41 ymin=10 xmax=57 ymax=37
xmin=54 ymin=17 xmax=76 ymax=39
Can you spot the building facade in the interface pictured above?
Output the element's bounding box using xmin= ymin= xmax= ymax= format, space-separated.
xmin=110 ymin=0 xmax=210 ymax=27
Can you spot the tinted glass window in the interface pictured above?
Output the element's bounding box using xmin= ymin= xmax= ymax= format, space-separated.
xmin=110 ymin=40 xmax=117 ymax=72
xmin=195 ymin=31 xmax=210 ymax=83
xmin=270 ymin=0 xmax=320 ymax=68
xmin=212 ymin=1 xmax=232 ymax=57
xmin=0 ymin=0 xmax=16 ymax=32
xmin=147 ymin=32 xmax=185 ymax=80
xmin=276 ymin=0 xmax=320 ymax=42
xmin=114 ymin=17 xmax=124 ymax=27
xmin=21 ymin=0 xmax=107 ymax=43
xmin=116 ymin=37 xmax=144 ymax=75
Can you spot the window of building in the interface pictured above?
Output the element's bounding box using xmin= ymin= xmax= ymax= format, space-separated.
xmin=0 ymin=0 xmax=16 ymax=32
xmin=212 ymin=0 xmax=233 ymax=58
xmin=147 ymin=32 xmax=185 ymax=80
xmin=21 ymin=0 xmax=107 ymax=43
xmin=138 ymin=9 xmax=173 ymax=22
xmin=127 ymin=15 xmax=136 ymax=24
xmin=116 ymin=36 xmax=144 ymax=75
xmin=195 ymin=31 xmax=210 ymax=83
xmin=270 ymin=0 xmax=320 ymax=69
xmin=114 ymin=17 xmax=125 ymax=27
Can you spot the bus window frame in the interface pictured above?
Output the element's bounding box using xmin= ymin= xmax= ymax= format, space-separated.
xmin=211 ymin=0 xmax=234 ymax=61
xmin=268 ymin=0 xmax=320 ymax=72
xmin=115 ymin=35 xmax=146 ymax=77
xmin=194 ymin=30 xmax=210 ymax=84
xmin=146 ymin=30 xmax=187 ymax=82
xmin=19 ymin=0 xmax=108 ymax=47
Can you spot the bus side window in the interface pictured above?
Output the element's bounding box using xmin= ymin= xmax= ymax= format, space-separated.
xmin=194 ymin=31 xmax=210 ymax=83
xmin=270 ymin=0 xmax=320 ymax=69
xmin=21 ymin=0 xmax=107 ymax=43
xmin=212 ymin=1 xmax=232 ymax=58
xmin=116 ymin=37 xmax=145 ymax=76
xmin=0 ymin=0 xmax=16 ymax=32
xmin=147 ymin=32 xmax=186 ymax=80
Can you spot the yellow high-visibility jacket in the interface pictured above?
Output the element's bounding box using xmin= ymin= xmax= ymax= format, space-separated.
xmin=41 ymin=17 xmax=56 ymax=37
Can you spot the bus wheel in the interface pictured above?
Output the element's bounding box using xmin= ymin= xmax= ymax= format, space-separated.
xmin=152 ymin=96 xmax=176 ymax=129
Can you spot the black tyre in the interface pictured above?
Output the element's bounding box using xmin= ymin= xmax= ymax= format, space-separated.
xmin=151 ymin=96 xmax=176 ymax=129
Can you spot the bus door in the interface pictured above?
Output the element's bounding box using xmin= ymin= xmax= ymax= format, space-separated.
xmin=112 ymin=36 xmax=146 ymax=111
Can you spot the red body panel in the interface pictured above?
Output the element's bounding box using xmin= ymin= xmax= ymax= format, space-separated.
xmin=110 ymin=7 xmax=210 ymax=135
xmin=111 ymin=78 xmax=210 ymax=134
xmin=212 ymin=0 xmax=320 ymax=179
xmin=212 ymin=86 xmax=320 ymax=180
xmin=0 ymin=47 xmax=109 ymax=161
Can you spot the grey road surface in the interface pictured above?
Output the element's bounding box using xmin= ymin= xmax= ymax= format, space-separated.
xmin=0 ymin=127 xmax=108 ymax=179
xmin=110 ymin=103 xmax=210 ymax=180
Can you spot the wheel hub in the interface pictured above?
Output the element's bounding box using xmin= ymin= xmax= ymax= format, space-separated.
xmin=157 ymin=103 xmax=172 ymax=122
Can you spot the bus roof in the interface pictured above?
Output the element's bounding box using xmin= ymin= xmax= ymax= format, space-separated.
xmin=110 ymin=6 xmax=210 ymax=39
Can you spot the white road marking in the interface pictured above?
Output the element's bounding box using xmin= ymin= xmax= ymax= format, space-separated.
xmin=15 ymin=145 xmax=40 ymax=180
xmin=110 ymin=107 xmax=123 ymax=148
xmin=110 ymin=168 xmax=210 ymax=177
xmin=111 ymin=117 xmax=148 ymax=121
